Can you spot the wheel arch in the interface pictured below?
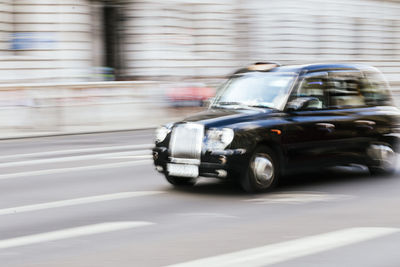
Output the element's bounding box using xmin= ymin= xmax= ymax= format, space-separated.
xmin=380 ymin=134 xmax=400 ymax=153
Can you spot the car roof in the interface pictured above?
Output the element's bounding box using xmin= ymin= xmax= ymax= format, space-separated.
xmin=233 ymin=63 xmax=380 ymax=76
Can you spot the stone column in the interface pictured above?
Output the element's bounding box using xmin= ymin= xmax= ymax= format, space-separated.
xmin=0 ymin=0 xmax=12 ymax=55
xmin=13 ymin=0 xmax=93 ymax=81
xmin=121 ymin=0 xmax=240 ymax=80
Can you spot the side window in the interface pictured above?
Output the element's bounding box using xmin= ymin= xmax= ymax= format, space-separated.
xmin=294 ymin=76 xmax=328 ymax=109
xmin=360 ymin=71 xmax=392 ymax=106
xmin=327 ymin=72 xmax=365 ymax=108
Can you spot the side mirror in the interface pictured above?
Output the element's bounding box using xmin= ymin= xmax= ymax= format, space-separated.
xmin=203 ymin=97 xmax=215 ymax=107
xmin=286 ymin=97 xmax=321 ymax=112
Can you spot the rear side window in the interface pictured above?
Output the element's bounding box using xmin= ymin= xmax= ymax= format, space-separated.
xmin=360 ymin=71 xmax=392 ymax=106
xmin=327 ymin=72 xmax=365 ymax=108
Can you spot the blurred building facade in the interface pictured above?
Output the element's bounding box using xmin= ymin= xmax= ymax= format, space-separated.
xmin=0 ymin=0 xmax=399 ymax=84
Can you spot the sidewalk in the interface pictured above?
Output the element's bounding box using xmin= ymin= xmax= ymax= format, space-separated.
xmin=0 ymin=106 xmax=204 ymax=140
xmin=0 ymin=80 xmax=206 ymax=140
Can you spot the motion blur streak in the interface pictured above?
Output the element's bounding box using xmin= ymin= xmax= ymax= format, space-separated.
xmin=0 ymin=160 xmax=152 ymax=181
xmin=0 ymin=150 xmax=151 ymax=169
xmin=169 ymin=227 xmax=400 ymax=267
xmin=0 ymin=191 xmax=164 ymax=216
xmin=0 ymin=222 xmax=154 ymax=250
xmin=2 ymin=1 xmax=400 ymax=138
xmin=0 ymin=144 xmax=152 ymax=161
xmin=1 ymin=0 xmax=400 ymax=266
xmin=168 ymin=227 xmax=400 ymax=267
xmin=1 ymin=131 xmax=400 ymax=266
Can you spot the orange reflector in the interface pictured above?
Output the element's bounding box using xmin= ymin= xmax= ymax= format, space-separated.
xmin=271 ymin=129 xmax=281 ymax=135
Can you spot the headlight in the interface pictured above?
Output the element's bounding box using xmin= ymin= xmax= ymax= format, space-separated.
xmin=204 ymin=128 xmax=234 ymax=150
xmin=155 ymin=124 xmax=172 ymax=143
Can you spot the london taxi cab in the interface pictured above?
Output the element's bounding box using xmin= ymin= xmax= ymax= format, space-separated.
xmin=153 ymin=62 xmax=400 ymax=192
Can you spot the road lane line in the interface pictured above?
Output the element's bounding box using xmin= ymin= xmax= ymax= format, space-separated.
xmin=0 ymin=144 xmax=153 ymax=161
xmin=0 ymin=222 xmax=154 ymax=249
xmin=0 ymin=150 xmax=151 ymax=168
xmin=0 ymin=191 xmax=164 ymax=216
xmin=244 ymin=191 xmax=354 ymax=204
xmin=0 ymin=159 xmax=152 ymax=181
xmin=167 ymin=227 xmax=400 ymax=267
xmin=107 ymin=155 xmax=153 ymax=159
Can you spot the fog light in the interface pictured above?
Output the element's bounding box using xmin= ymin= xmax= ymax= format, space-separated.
xmin=153 ymin=152 xmax=159 ymax=160
xmin=155 ymin=166 xmax=163 ymax=172
xmin=216 ymin=169 xmax=227 ymax=178
xmin=219 ymin=155 xmax=227 ymax=165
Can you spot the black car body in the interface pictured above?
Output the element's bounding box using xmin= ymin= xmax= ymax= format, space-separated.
xmin=153 ymin=63 xmax=400 ymax=192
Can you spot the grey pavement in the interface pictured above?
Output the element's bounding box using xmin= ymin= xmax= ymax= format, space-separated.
xmin=0 ymin=104 xmax=204 ymax=140
xmin=0 ymin=131 xmax=399 ymax=267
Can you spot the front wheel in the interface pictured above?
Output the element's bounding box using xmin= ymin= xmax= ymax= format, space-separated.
xmin=165 ymin=175 xmax=197 ymax=187
xmin=367 ymin=143 xmax=397 ymax=176
xmin=240 ymin=146 xmax=279 ymax=193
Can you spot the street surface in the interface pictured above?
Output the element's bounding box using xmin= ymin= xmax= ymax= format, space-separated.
xmin=0 ymin=130 xmax=400 ymax=267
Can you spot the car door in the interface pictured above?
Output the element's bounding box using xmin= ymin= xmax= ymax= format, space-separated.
xmin=326 ymin=70 xmax=374 ymax=163
xmin=283 ymin=71 xmax=356 ymax=170
xmin=352 ymin=70 xmax=400 ymax=156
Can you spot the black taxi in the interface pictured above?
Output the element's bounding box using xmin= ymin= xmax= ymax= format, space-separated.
xmin=153 ymin=62 xmax=400 ymax=192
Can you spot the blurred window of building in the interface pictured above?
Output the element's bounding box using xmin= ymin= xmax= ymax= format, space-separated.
xmin=1 ymin=0 xmax=400 ymax=84
xmin=102 ymin=0 xmax=123 ymax=79
xmin=10 ymin=32 xmax=57 ymax=51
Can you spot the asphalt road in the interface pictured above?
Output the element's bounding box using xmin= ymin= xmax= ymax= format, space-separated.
xmin=0 ymin=130 xmax=400 ymax=267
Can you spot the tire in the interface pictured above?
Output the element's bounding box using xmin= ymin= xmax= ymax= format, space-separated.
xmin=366 ymin=143 xmax=397 ymax=176
xmin=165 ymin=175 xmax=197 ymax=187
xmin=240 ymin=146 xmax=279 ymax=193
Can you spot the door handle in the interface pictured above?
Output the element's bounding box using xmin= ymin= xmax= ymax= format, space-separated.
xmin=355 ymin=120 xmax=375 ymax=130
xmin=315 ymin=123 xmax=335 ymax=133
xmin=355 ymin=120 xmax=375 ymax=126
xmin=315 ymin=123 xmax=335 ymax=129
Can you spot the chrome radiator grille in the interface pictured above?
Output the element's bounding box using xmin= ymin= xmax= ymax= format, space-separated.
xmin=170 ymin=123 xmax=204 ymax=161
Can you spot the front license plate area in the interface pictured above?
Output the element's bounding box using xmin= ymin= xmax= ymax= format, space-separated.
xmin=167 ymin=164 xmax=199 ymax=178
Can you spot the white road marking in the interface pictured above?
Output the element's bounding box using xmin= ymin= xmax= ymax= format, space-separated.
xmin=0 ymin=144 xmax=152 ymax=161
xmin=107 ymin=155 xmax=153 ymax=159
xmin=244 ymin=191 xmax=354 ymax=204
xmin=0 ymin=159 xmax=152 ymax=181
xmin=167 ymin=227 xmax=400 ymax=267
xmin=176 ymin=213 xmax=238 ymax=219
xmin=0 ymin=150 xmax=151 ymax=169
xmin=0 ymin=191 xmax=164 ymax=216
xmin=0 ymin=222 xmax=154 ymax=249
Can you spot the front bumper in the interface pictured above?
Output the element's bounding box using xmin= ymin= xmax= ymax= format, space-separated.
xmin=152 ymin=146 xmax=247 ymax=178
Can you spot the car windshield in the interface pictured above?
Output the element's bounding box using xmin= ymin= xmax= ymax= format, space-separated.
xmin=212 ymin=73 xmax=297 ymax=110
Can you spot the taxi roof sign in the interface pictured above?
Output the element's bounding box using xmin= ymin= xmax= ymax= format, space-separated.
xmin=247 ymin=62 xmax=280 ymax=71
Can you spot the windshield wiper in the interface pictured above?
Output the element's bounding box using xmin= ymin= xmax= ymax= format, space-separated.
xmin=213 ymin=102 xmax=273 ymax=111
xmin=246 ymin=104 xmax=275 ymax=109
xmin=212 ymin=101 xmax=247 ymax=109
xmin=214 ymin=101 xmax=243 ymax=106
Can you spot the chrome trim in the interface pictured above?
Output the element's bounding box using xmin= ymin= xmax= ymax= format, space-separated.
xmin=355 ymin=120 xmax=376 ymax=126
xmin=253 ymin=156 xmax=274 ymax=183
xmin=315 ymin=122 xmax=335 ymax=129
xmin=384 ymin=133 xmax=400 ymax=138
xmin=367 ymin=144 xmax=397 ymax=170
xmin=170 ymin=157 xmax=201 ymax=165
xmin=280 ymin=73 xmax=301 ymax=111
xmin=216 ymin=169 xmax=228 ymax=178
xmin=155 ymin=166 xmax=163 ymax=172
xmin=170 ymin=123 xmax=204 ymax=161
